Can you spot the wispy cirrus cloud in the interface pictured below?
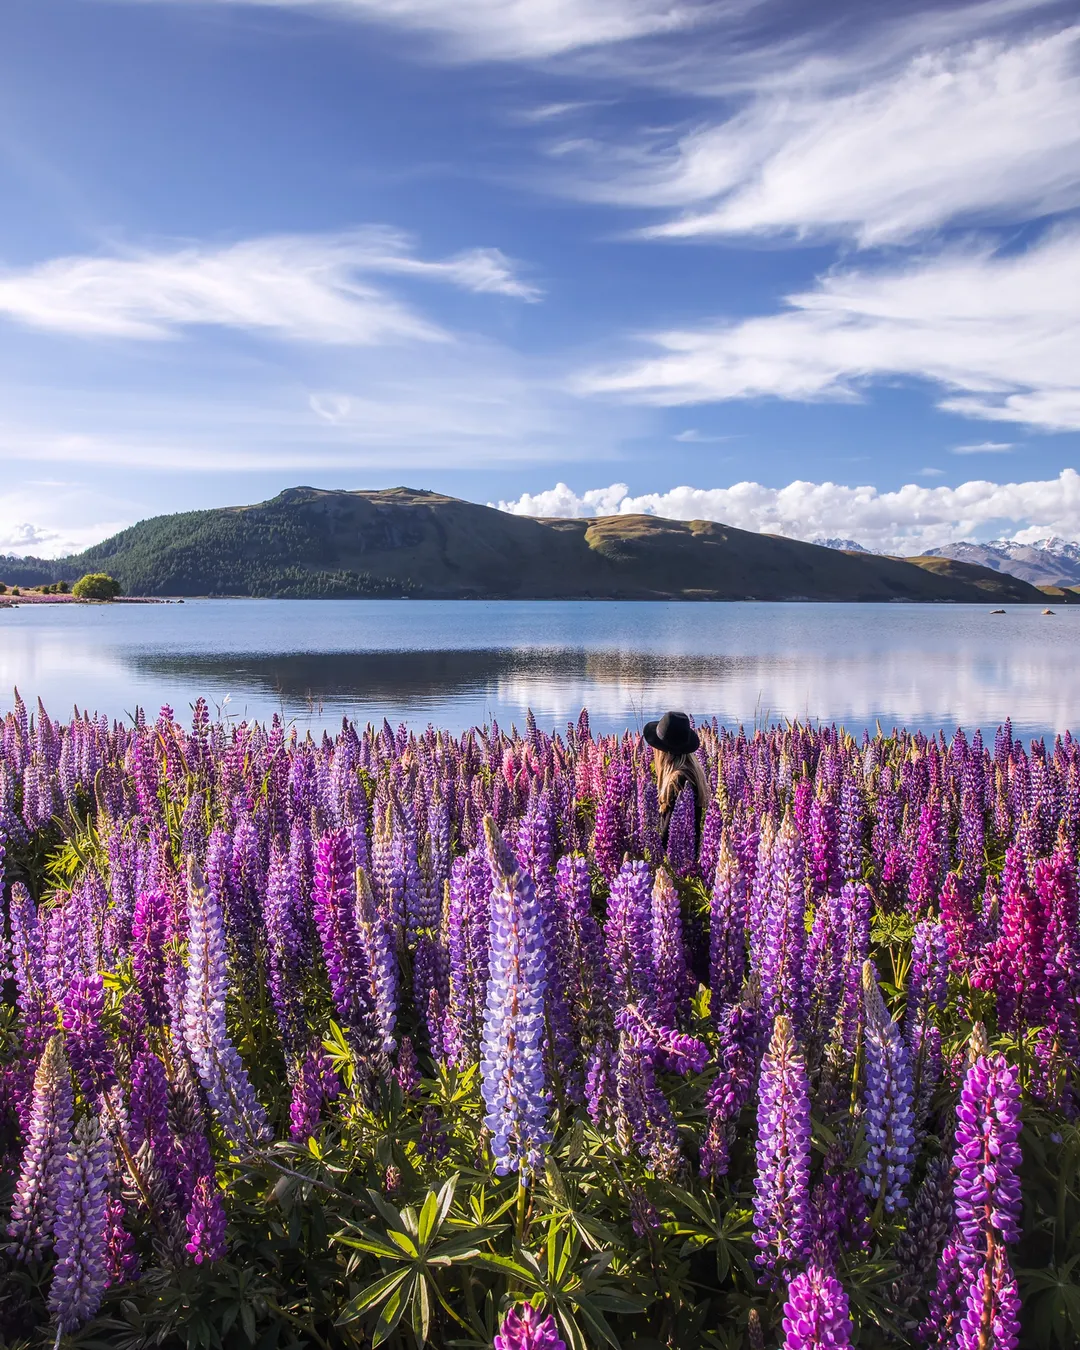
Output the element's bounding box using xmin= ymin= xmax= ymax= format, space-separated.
xmin=124 ymin=0 xmax=707 ymax=61
xmin=554 ymin=23 xmax=1080 ymax=244
xmin=952 ymin=440 xmax=1015 ymax=453
xmin=578 ymin=225 xmax=1080 ymax=431
xmin=0 ymin=228 xmax=538 ymax=344
xmin=494 ymin=469 xmax=1080 ymax=554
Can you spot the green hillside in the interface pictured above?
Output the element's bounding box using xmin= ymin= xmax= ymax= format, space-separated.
xmin=0 ymin=486 xmax=1054 ymax=602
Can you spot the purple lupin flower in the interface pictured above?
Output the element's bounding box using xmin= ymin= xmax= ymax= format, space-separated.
xmin=585 ymin=1040 xmax=616 ymax=1130
xmin=263 ymin=845 xmax=308 ymax=1058
xmin=185 ymin=1173 xmax=227 ymax=1264
xmin=666 ymin=784 xmax=697 ymax=878
xmin=904 ymin=920 xmax=949 ymax=1119
xmin=709 ymin=833 xmax=748 ymax=1016
xmin=8 ymin=1036 xmax=74 ymax=1260
xmin=446 ymin=849 xmax=493 ymax=1066
xmin=700 ymin=988 xmax=763 ymax=1180
xmin=760 ymin=813 xmax=808 ymax=1033
xmin=131 ymin=889 xmax=169 ymax=1028
xmin=652 ymin=868 xmax=691 ymax=1029
xmin=861 ymin=962 xmax=915 ymax=1214
xmin=614 ymin=1031 xmax=682 ymax=1177
xmin=312 ymin=831 xmax=382 ymax=1057
xmin=103 ymin=1188 xmax=140 ymax=1289
xmin=952 ymin=1051 xmax=1022 ymax=1262
xmin=288 ymin=1049 xmax=339 ymax=1142
xmin=780 ymin=1261 xmax=854 ymax=1349
xmin=129 ymin=1049 xmax=177 ymax=1188
xmin=48 ymin=1113 xmax=110 ymax=1333
xmin=605 ymin=859 xmax=655 ymax=1011
xmin=7 ymin=881 xmax=51 ymax=1063
xmin=182 ymin=864 xmax=271 ymax=1149
xmin=61 ymin=973 xmax=118 ymax=1101
xmin=356 ymin=866 xmax=399 ymax=1054
xmin=494 ymin=1301 xmax=568 ymax=1350
xmin=480 ymin=818 xmax=550 ymax=1178
xmin=752 ymin=1015 xmax=812 ymax=1285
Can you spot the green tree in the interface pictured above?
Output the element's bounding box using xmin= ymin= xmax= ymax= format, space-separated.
xmin=73 ymin=572 xmax=122 ymax=601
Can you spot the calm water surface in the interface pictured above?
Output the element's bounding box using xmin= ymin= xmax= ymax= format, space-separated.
xmin=1 ymin=599 xmax=1077 ymax=740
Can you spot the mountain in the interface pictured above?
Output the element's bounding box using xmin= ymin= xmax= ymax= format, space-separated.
xmin=811 ymin=536 xmax=872 ymax=553
xmin=0 ymin=486 xmax=1055 ymax=603
xmin=923 ymin=538 xmax=1080 ymax=588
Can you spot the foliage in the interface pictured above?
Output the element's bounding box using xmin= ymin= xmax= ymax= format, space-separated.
xmin=72 ymin=573 xmax=122 ymax=601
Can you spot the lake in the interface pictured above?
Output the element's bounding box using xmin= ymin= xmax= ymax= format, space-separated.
xmin=1 ymin=598 xmax=1077 ymax=741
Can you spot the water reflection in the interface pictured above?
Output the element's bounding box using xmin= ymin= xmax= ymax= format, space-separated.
xmin=129 ymin=648 xmax=749 ymax=708
xmin=1 ymin=599 xmax=1079 ymax=740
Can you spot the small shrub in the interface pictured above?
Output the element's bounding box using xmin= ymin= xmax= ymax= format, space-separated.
xmin=57 ymin=580 xmax=69 ymax=593
xmin=72 ymin=572 xmax=121 ymax=601
xmin=11 ymin=586 xmax=19 ymax=596
xmin=0 ymin=583 xmax=6 ymax=594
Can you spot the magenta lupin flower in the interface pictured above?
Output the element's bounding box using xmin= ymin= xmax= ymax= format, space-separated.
xmin=953 ymin=1051 xmax=1023 ymax=1257
xmin=494 ymin=1301 xmax=568 ymax=1350
xmin=780 ymin=1261 xmax=854 ymax=1349
xmin=48 ymin=1113 xmax=110 ymax=1333
xmin=185 ymin=1173 xmax=227 ymax=1264
xmin=956 ymin=1242 xmax=1021 ymax=1350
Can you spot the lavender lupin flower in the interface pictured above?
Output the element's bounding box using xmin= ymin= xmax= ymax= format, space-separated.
xmin=752 ymin=1015 xmax=812 ymax=1285
xmin=861 ymin=962 xmax=915 ymax=1213
xmin=48 ymin=1113 xmax=110 ymax=1333
xmin=494 ymin=1301 xmax=568 ymax=1350
xmin=131 ymin=889 xmax=169 ymax=1028
xmin=182 ymin=864 xmax=271 ymax=1149
xmin=9 ymin=1036 xmax=74 ymax=1260
xmin=480 ymin=817 xmax=551 ymax=1179
xmin=780 ymin=1261 xmax=854 ymax=1349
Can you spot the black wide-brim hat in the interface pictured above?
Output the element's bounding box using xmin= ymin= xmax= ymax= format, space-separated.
xmin=643 ymin=710 xmax=699 ymax=755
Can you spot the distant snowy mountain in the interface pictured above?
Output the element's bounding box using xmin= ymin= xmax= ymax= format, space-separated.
xmin=811 ymin=536 xmax=872 ymax=553
xmin=923 ymin=538 xmax=1080 ymax=587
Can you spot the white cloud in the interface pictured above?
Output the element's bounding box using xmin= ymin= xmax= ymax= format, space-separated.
xmin=561 ymin=24 xmax=1080 ymax=245
xmin=920 ymin=467 xmax=946 ymax=477
xmin=952 ymin=440 xmax=1015 ymax=453
xmin=0 ymin=486 xmax=132 ymax=558
xmin=131 ymin=0 xmax=703 ymax=61
xmin=0 ymin=229 xmax=537 ymax=343
xmin=578 ymin=225 xmax=1080 ymax=431
xmin=494 ymin=469 xmax=1080 ymax=554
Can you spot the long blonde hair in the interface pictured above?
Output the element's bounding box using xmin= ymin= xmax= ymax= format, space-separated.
xmin=654 ymin=748 xmax=709 ymax=818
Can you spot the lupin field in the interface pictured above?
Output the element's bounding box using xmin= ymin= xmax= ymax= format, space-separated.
xmin=1 ymin=694 xmax=1077 ymax=1350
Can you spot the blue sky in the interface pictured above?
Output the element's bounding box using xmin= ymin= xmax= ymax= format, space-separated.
xmin=1 ymin=0 xmax=1079 ymax=555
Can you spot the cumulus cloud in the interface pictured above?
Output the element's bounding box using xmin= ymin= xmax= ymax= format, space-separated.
xmin=130 ymin=0 xmax=703 ymax=61
xmin=579 ymin=226 xmax=1080 ymax=431
xmin=493 ymin=469 xmax=1080 ymax=554
xmin=0 ymin=228 xmax=538 ymax=344
xmin=559 ymin=24 xmax=1080 ymax=246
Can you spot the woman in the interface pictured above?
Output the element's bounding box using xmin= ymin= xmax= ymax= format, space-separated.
xmin=643 ymin=710 xmax=708 ymax=845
